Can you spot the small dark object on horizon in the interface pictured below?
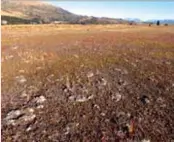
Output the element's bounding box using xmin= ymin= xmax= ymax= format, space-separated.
xmin=164 ymin=23 xmax=168 ymax=26
xmin=156 ymin=20 xmax=160 ymax=26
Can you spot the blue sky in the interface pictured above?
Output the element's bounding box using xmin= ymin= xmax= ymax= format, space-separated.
xmin=47 ymin=1 xmax=174 ymax=20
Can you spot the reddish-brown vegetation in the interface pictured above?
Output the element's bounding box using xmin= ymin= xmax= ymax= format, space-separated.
xmin=1 ymin=24 xmax=174 ymax=142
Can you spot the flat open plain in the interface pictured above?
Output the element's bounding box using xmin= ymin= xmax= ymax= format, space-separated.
xmin=2 ymin=24 xmax=174 ymax=141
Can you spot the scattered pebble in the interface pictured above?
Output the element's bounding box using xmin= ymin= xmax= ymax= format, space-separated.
xmin=75 ymin=94 xmax=94 ymax=103
xmin=3 ymin=107 xmax=36 ymax=126
xmin=131 ymin=63 xmax=137 ymax=67
xmin=19 ymin=70 xmax=25 ymax=73
xmin=64 ymin=126 xmax=70 ymax=135
xmin=37 ymin=105 xmax=44 ymax=109
xmin=23 ymin=114 xmax=36 ymax=122
xmin=94 ymin=104 xmax=100 ymax=109
xmin=66 ymin=76 xmax=71 ymax=89
xmin=141 ymin=139 xmax=150 ymax=142
xmin=28 ymin=108 xmax=34 ymax=113
xmin=96 ymin=69 xmax=101 ymax=75
xmin=6 ymin=120 xmax=16 ymax=126
xmin=172 ymin=83 xmax=174 ymax=87
xmin=87 ymin=72 xmax=94 ymax=78
xmin=35 ymin=96 xmax=46 ymax=104
xmin=164 ymin=61 xmax=171 ymax=65
xmin=127 ymin=113 xmax=131 ymax=118
xmin=24 ymin=60 xmax=30 ymax=63
xmin=21 ymin=91 xmax=28 ymax=97
xmin=76 ymin=123 xmax=79 ymax=127
xmin=12 ymin=46 xmax=18 ymax=50
xmin=76 ymin=96 xmax=88 ymax=102
xmin=9 ymin=55 xmax=14 ymax=59
xmin=5 ymin=110 xmax=22 ymax=120
xmin=123 ymin=69 xmax=128 ymax=75
xmin=15 ymin=75 xmax=27 ymax=84
xmin=26 ymin=126 xmax=32 ymax=132
xmin=101 ymin=112 xmax=106 ymax=116
xmin=5 ymin=55 xmax=14 ymax=60
xmin=74 ymin=54 xmax=79 ymax=58
xmin=112 ymin=93 xmax=122 ymax=102
xmin=115 ymin=68 xmax=122 ymax=72
xmin=140 ymin=95 xmax=150 ymax=105
xmin=88 ymin=95 xmax=94 ymax=100
xmin=101 ymin=78 xmax=107 ymax=86
xmin=46 ymin=74 xmax=55 ymax=82
xmin=69 ymin=95 xmax=75 ymax=101
xmin=36 ymin=66 xmax=42 ymax=70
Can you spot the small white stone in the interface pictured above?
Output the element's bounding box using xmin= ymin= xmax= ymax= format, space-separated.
xmin=24 ymin=60 xmax=30 ymax=63
xmin=36 ymin=96 xmax=46 ymax=104
xmin=69 ymin=96 xmax=75 ymax=101
xmin=80 ymin=64 xmax=84 ymax=68
xmin=76 ymin=96 xmax=88 ymax=102
xmin=26 ymin=126 xmax=32 ymax=132
xmin=49 ymin=74 xmax=54 ymax=77
xmin=7 ymin=119 xmax=16 ymax=126
xmin=145 ymin=98 xmax=150 ymax=104
xmin=94 ymin=104 xmax=100 ymax=109
xmin=21 ymin=91 xmax=28 ymax=97
xmin=8 ymin=55 xmax=14 ymax=59
xmin=36 ymin=67 xmax=42 ymax=70
xmin=64 ymin=126 xmax=70 ymax=135
xmin=28 ymin=108 xmax=34 ymax=113
xmin=172 ymin=83 xmax=174 ymax=87
xmin=88 ymin=95 xmax=94 ymax=100
xmin=87 ymin=72 xmax=94 ymax=78
xmin=19 ymin=70 xmax=25 ymax=73
xmin=112 ymin=93 xmax=122 ymax=102
xmin=6 ymin=110 xmax=22 ymax=120
xmin=165 ymin=61 xmax=171 ymax=65
xmin=12 ymin=46 xmax=18 ymax=50
xmin=101 ymin=113 xmax=106 ymax=116
xmin=131 ymin=63 xmax=137 ymax=67
xmin=74 ymin=54 xmax=79 ymax=58
xmin=76 ymin=123 xmax=79 ymax=127
xmin=127 ymin=113 xmax=131 ymax=118
xmin=101 ymin=78 xmax=107 ymax=86
xmin=37 ymin=105 xmax=44 ymax=109
xmin=123 ymin=69 xmax=128 ymax=75
xmin=141 ymin=139 xmax=150 ymax=142
xmin=15 ymin=75 xmax=27 ymax=83
xmin=24 ymin=114 xmax=36 ymax=122
xmin=115 ymin=68 xmax=122 ymax=72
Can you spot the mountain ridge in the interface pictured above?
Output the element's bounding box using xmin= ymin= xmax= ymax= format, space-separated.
xmin=1 ymin=0 xmax=127 ymax=24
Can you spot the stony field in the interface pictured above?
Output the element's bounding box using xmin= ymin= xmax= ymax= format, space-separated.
xmin=1 ymin=24 xmax=174 ymax=142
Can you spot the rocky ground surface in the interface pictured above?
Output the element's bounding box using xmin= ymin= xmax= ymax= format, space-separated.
xmin=1 ymin=25 xmax=174 ymax=142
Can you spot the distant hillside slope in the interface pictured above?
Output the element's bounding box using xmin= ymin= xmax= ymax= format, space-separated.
xmin=1 ymin=0 xmax=127 ymax=24
xmin=1 ymin=0 xmax=82 ymax=24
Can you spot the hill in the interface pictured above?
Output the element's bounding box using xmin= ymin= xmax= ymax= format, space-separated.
xmin=1 ymin=0 xmax=82 ymax=24
xmin=1 ymin=0 xmax=127 ymax=24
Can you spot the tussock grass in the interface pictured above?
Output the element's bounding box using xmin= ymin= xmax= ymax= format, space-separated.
xmin=2 ymin=24 xmax=174 ymax=142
